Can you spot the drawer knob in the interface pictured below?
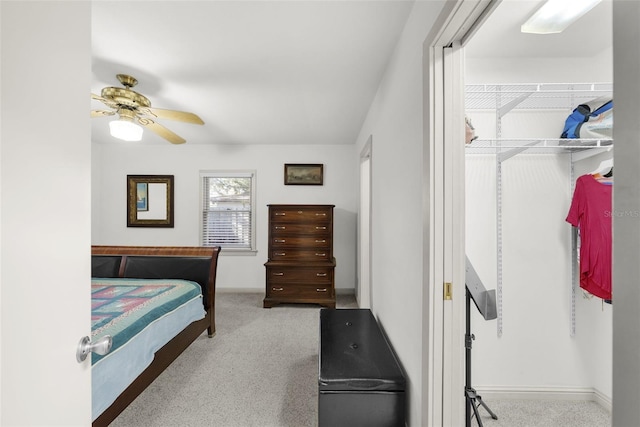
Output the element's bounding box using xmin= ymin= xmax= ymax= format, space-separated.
xmin=315 ymin=253 xmax=326 ymax=257
xmin=315 ymin=226 xmax=327 ymax=230
xmin=272 ymin=287 xmax=284 ymax=292
xmin=315 ymin=213 xmax=326 ymax=216
xmin=275 ymin=226 xmax=286 ymax=230
xmin=316 ymin=288 xmax=327 ymax=292
xmin=315 ymin=239 xmax=326 ymax=243
xmin=274 ymin=239 xmax=286 ymax=243
xmin=275 ymin=212 xmax=286 ymax=216
xmin=275 ymin=252 xmax=286 ymax=256
xmin=273 ymin=272 xmax=284 ymax=276
xmin=316 ymin=273 xmax=327 ymax=277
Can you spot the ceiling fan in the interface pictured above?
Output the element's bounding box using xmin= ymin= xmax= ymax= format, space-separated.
xmin=91 ymin=74 xmax=204 ymax=144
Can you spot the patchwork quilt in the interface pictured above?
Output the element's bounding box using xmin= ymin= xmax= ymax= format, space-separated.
xmin=91 ymin=278 xmax=203 ymax=364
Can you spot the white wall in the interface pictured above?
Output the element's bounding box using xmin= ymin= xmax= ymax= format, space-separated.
xmin=354 ymin=1 xmax=446 ymax=425
xmin=92 ymin=143 xmax=357 ymax=292
xmin=612 ymin=2 xmax=640 ymax=425
xmin=466 ymin=153 xmax=613 ymax=398
xmin=466 ymin=48 xmax=613 ymax=85
xmin=465 ymin=51 xmax=614 ymax=403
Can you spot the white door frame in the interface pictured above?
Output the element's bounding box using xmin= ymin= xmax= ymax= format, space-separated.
xmin=422 ymin=40 xmax=467 ymax=427
xmin=358 ymin=136 xmax=373 ymax=309
xmin=422 ymin=1 xmax=500 ymax=424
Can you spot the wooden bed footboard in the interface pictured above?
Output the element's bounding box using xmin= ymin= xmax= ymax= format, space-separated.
xmin=91 ymin=245 xmax=221 ymax=427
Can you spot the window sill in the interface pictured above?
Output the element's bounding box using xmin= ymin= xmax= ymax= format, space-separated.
xmin=219 ymin=249 xmax=258 ymax=257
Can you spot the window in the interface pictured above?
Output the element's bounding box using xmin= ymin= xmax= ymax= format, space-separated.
xmin=201 ymin=171 xmax=256 ymax=252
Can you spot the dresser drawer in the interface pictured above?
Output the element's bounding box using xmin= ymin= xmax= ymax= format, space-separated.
xmin=269 ymin=249 xmax=331 ymax=262
xmin=270 ymin=207 xmax=332 ymax=224
xmin=266 ymin=266 xmax=333 ymax=283
xmin=270 ymin=236 xmax=331 ymax=249
xmin=271 ymin=223 xmax=330 ymax=236
xmin=266 ymin=283 xmax=333 ymax=299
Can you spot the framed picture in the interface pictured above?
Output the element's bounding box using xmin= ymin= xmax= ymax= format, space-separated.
xmin=127 ymin=175 xmax=174 ymax=227
xmin=284 ymin=163 xmax=324 ymax=185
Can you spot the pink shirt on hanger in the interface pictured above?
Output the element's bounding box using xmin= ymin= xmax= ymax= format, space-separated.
xmin=566 ymin=174 xmax=612 ymax=300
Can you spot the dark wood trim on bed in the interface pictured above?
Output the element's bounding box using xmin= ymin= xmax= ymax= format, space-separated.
xmin=91 ymin=245 xmax=221 ymax=427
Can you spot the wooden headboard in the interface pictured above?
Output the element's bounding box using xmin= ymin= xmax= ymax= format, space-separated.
xmin=91 ymin=245 xmax=221 ymax=333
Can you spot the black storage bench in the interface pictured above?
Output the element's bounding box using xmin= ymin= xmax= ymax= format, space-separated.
xmin=318 ymin=309 xmax=406 ymax=427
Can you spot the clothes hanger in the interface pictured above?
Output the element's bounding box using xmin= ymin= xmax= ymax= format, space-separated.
xmin=590 ymin=158 xmax=613 ymax=176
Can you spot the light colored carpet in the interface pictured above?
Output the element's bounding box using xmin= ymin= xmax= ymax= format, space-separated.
xmin=476 ymin=399 xmax=611 ymax=427
xmin=110 ymin=292 xmax=356 ymax=427
xmin=109 ymin=292 xmax=611 ymax=427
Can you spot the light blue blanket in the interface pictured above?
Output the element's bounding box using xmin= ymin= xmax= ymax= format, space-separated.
xmin=91 ymin=278 xmax=205 ymax=420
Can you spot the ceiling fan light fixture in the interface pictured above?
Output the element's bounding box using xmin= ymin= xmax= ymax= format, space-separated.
xmin=93 ymin=74 xmax=204 ymax=144
xmin=109 ymin=119 xmax=143 ymax=141
xmin=521 ymin=0 xmax=602 ymax=34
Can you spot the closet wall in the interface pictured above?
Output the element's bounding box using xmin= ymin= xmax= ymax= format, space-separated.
xmin=464 ymin=48 xmax=613 ymax=403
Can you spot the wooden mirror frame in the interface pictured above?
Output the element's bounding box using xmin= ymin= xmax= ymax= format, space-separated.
xmin=127 ymin=175 xmax=174 ymax=227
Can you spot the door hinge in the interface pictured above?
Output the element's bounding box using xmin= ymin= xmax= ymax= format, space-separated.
xmin=444 ymin=282 xmax=453 ymax=300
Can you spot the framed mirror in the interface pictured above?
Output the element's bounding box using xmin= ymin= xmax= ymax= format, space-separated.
xmin=127 ymin=175 xmax=174 ymax=227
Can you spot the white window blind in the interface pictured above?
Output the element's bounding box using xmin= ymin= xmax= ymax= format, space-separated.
xmin=201 ymin=171 xmax=255 ymax=251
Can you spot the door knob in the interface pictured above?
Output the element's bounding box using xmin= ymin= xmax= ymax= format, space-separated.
xmin=76 ymin=335 xmax=112 ymax=363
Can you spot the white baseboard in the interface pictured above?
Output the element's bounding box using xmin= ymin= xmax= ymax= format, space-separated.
xmin=216 ymin=287 xmax=263 ymax=293
xmin=592 ymin=388 xmax=612 ymax=413
xmin=475 ymin=385 xmax=612 ymax=413
xmin=216 ymin=287 xmax=356 ymax=296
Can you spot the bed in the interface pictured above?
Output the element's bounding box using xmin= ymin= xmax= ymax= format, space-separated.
xmin=90 ymin=245 xmax=221 ymax=427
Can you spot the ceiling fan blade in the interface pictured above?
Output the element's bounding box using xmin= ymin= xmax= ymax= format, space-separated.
xmin=138 ymin=106 xmax=204 ymax=125
xmin=91 ymin=109 xmax=115 ymax=118
xmin=138 ymin=117 xmax=186 ymax=144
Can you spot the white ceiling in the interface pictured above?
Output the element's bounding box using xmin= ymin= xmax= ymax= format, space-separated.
xmin=91 ymin=1 xmax=416 ymax=146
xmin=466 ymin=0 xmax=612 ymax=59
xmin=91 ymin=0 xmax=612 ymax=146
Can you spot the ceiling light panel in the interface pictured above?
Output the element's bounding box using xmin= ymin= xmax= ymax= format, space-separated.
xmin=521 ymin=0 xmax=602 ymax=34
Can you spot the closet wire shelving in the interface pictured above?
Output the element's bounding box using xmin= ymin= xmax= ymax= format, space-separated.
xmin=465 ymin=83 xmax=613 ymax=337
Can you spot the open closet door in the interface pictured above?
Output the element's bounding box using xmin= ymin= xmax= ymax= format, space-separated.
xmin=1 ymin=2 xmax=92 ymax=424
xmin=422 ymin=1 xmax=499 ymax=424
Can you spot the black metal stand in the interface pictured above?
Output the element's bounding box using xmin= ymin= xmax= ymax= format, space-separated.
xmin=465 ymin=288 xmax=498 ymax=427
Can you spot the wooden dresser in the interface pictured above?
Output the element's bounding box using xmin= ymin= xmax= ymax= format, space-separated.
xmin=263 ymin=204 xmax=336 ymax=308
